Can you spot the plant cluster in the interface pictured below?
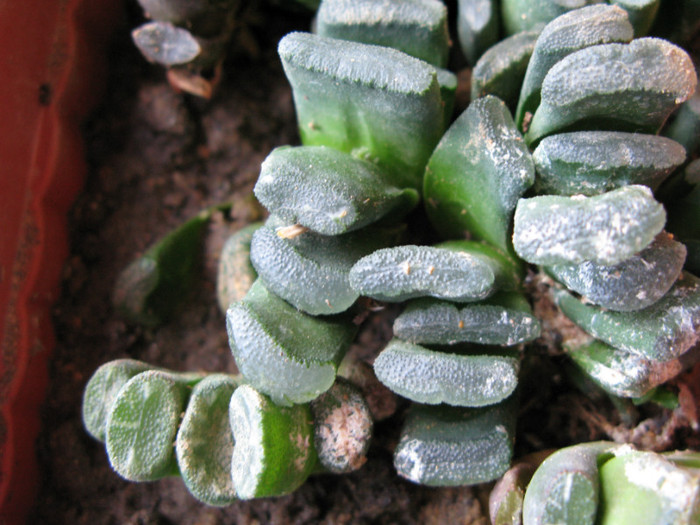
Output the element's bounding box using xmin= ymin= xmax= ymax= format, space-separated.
xmin=84 ymin=0 xmax=700 ymax=520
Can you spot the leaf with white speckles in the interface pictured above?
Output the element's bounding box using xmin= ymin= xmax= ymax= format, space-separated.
xmin=513 ymin=185 xmax=665 ymax=266
xmin=393 ymin=398 xmax=517 ymax=486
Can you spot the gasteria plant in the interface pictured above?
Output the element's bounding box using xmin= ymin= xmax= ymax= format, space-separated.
xmin=85 ymin=0 xmax=700 ymax=516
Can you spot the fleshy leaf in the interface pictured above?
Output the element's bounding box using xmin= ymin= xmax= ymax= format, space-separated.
xmin=373 ymin=339 xmax=520 ymax=407
xmin=501 ymin=0 xmax=606 ymax=35
xmin=513 ymin=185 xmax=666 ymax=266
xmin=217 ymin=222 xmax=261 ymax=313
xmin=610 ymin=0 xmax=660 ymax=36
xmin=226 ymin=280 xmax=356 ymax=406
xmin=456 ymin=0 xmax=500 ymax=65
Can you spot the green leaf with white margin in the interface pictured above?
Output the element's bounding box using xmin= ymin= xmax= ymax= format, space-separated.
xmin=229 ymin=384 xmax=316 ymax=499
xmin=374 ymin=339 xmax=520 ymax=407
xmin=565 ymin=338 xmax=688 ymax=399
xmin=278 ymin=32 xmax=446 ymax=190
xmin=250 ymin=216 xmax=403 ymax=315
xmin=254 ymin=145 xmax=418 ymax=236
xmin=456 ymin=0 xmax=500 ymax=65
xmin=315 ymin=0 xmax=450 ymax=67
xmin=216 ymin=222 xmax=262 ymax=313
xmin=597 ymin=449 xmax=700 ymax=525
xmin=471 ymin=30 xmax=540 ymax=112
xmin=553 ymin=271 xmax=700 ymax=363
xmin=176 ymin=374 xmax=243 ymax=506
xmin=226 ymin=280 xmax=356 ymax=406
xmin=532 ymin=131 xmax=686 ymax=196
xmin=513 ymin=185 xmax=666 ymax=266
xmin=525 ymin=38 xmax=697 ymax=145
xmin=522 ymin=441 xmax=622 ymax=525
xmin=349 ymin=240 xmax=520 ymax=303
xmin=310 ymin=378 xmax=373 ymax=474
xmin=546 ymin=231 xmax=686 ymax=311
xmin=393 ymin=397 xmax=517 ymax=486
xmin=514 ymin=4 xmax=633 ymax=131
xmin=610 ymin=0 xmax=660 ymax=37
xmin=82 ymin=359 xmax=154 ymax=442
xmin=501 ymin=0 xmax=605 ymax=35
xmin=106 ymin=370 xmax=200 ymax=481
xmin=393 ymin=292 xmax=540 ymax=346
xmin=424 ymin=95 xmax=535 ymax=258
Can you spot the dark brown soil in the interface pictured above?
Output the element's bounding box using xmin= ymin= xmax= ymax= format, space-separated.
xmin=32 ymin=3 xmax=700 ymax=524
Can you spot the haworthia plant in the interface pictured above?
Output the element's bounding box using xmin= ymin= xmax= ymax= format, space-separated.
xmin=82 ymin=359 xmax=154 ymax=442
xmin=456 ymin=0 xmax=500 ymax=65
xmin=393 ymin=293 xmax=540 ymax=346
xmin=532 ymin=131 xmax=686 ymax=196
xmin=514 ymin=4 xmax=634 ymax=131
xmin=545 ymin=232 xmax=687 ymax=311
xmin=513 ymin=185 xmax=666 ymax=266
xmin=564 ymin=338 xmax=686 ymax=398
xmin=522 ymin=441 xmax=622 ymax=525
xmin=423 ymin=95 xmax=535 ymax=256
xmin=175 ymin=374 xmax=242 ymax=506
xmin=113 ymin=205 xmax=229 ymax=327
xmin=253 ymin=145 xmax=418 ymax=236
xmin=106 ymin=370 xmax=198 ymax=481
xmin=315 ymin=0 xmax=450 ymax=67
xmin=525 ymin=37 xmax=697 ymax=144
xmin=229 ymin=384 xmax=317 ymax=499
xmin=217 ymin=222 xmax=261 ymax=312
xmin=348 ymin=242 xmax=515 ymax=303
xmin=373 ymin=339 xmax=520 ymax=407
xmin=310 ymin=378 xmax=373 ymax=473
xmin=226 ymin=280 xmax=356 ymax=406
xmin=250 ymin=217 xmax=402 ymax=315
xmin=278 ymin=31 xmax=448 ymax=190
xmin=471 ymin=30 xmax=540 ymax=111
xmin=501 ymin=0 xmax=605 ymax=35
xmin=553 ymin=271 xmax=700 ymax=362
xmin=393 ymin=398 xmax=517 ymax=486
xmin=597 ymin=449 xmax=700 ymax=524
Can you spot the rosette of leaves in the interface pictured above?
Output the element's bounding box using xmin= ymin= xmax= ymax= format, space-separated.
xmin=490 ymin=442 xmax=700 ymax=525
xmin=132 ymin=0 xmax=241 ymax=97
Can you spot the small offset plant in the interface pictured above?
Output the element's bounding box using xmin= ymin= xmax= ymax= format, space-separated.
xmin=85 ymin=0 xmax=700 ymax=518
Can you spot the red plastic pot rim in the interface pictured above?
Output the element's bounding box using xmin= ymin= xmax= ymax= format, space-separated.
xmin=0 ymin=0 xmax=120 ymax=521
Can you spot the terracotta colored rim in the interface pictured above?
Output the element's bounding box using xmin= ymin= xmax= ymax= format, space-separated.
xmin=0 ymin=0 xmax=120 ymax=521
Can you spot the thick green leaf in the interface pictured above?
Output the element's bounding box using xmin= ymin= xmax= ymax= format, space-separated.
xmin=522 ymin=441 xmax=621 ymax=525
xmin=229 ymin=385 xmax=316 ymax=499
xmin=393 ymin=398 xmax=517 ymax=486
xmin=349 ymin=243 xmax=508 ymax=303
xmin=565 ymin=339 xmax=685 ymax=398
xmin=610 ymin=0 xmax=660 ymax=36
xmin=176 ymin=374 xmax=242 ymax=506
xmin=456 ymin=0 xmax=500 ymax=65
xmin=226 ymin=280 xmax=356 ymax=406
xmin=374 ymin=339 xmax=520 ymax=407
xmin=532 ymin=131 xmax=686 ymax=196
xmin=315 ymin=0 xmax=449 ymax=67
xmin=393 ymin=292 xmax=540 ymax=346
xmin=82 ymin=359 xmax=154 ymax=442
xmin=525 ymin=38 xmax=697 ymax=145
xmin=553 ymin=272 xmax=700 ymax=362
xmin=217 ymin=222 xmax=261 ymax=312
xmin=664 ymin=91 xmax=700 ymax=159
xmin=106 ymin=370 xmax=193 ymax=481
xmin=278 ymin=32 xmax=445 ymax=190
xmin=598 ymin=450 xmax=700 ymax=525
xmin=424 ymin=95 xmax=535 ymax=256
xmin=310 ymin=378 xmax=373 ymax=474
xmin=513 ymin=185 xmax=666 ymax=266
xmin=546 ymin=232 xmax=686 ymax=311
xmin=254 ymin=146 xmax=418 ymax=235
xmin=471 ymin=30 xmax=540 ymax=112
xmin=250 ymin=218 xmax=401 ymax=315
xmin=515 ymin=4 xmax=633 ymax=131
